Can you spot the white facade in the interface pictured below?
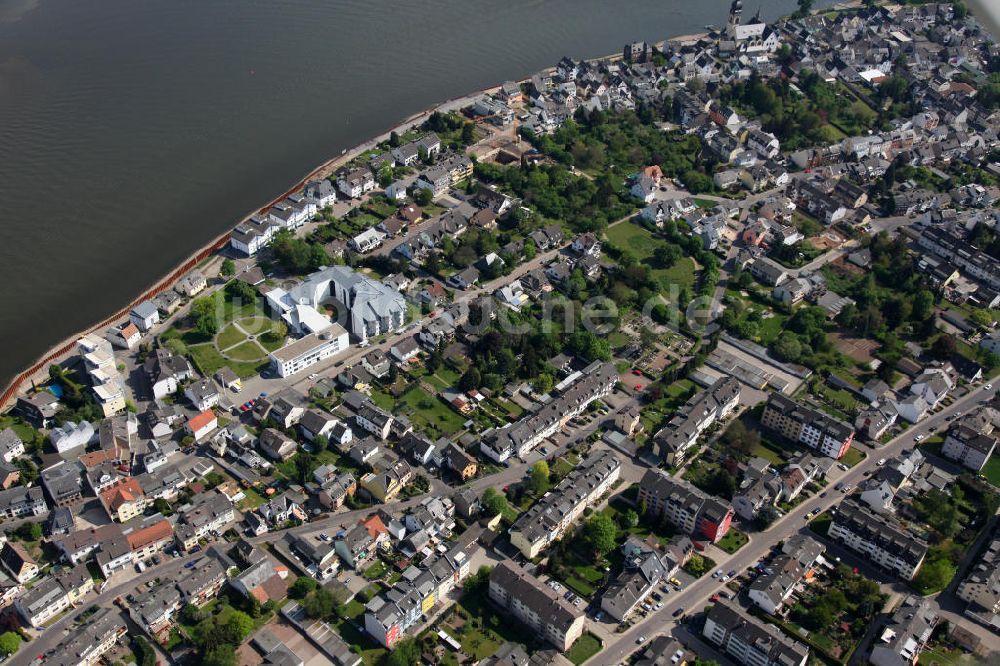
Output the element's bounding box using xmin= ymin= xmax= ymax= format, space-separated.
xmin=270 ymin=327 xmax=349 ymax=378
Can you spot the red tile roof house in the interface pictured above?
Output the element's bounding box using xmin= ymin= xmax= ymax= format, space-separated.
xmin=186 ymin=410 xmax=218 ymax=442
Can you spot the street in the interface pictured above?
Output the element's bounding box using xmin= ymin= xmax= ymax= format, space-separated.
xmin=594 ymin=381 xmax=997 ymax=664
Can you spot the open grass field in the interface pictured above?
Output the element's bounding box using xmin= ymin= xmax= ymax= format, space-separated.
xmin=981 ymin=453 xmax=1000 ymax=488
xmin=566 ymin=632 xmax=603 ymax=665
xmin=604 ymin=220 xmax=698 ymax=298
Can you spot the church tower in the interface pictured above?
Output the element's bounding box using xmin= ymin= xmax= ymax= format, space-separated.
xmin=727 ymin=0 xmax=743 ymax=37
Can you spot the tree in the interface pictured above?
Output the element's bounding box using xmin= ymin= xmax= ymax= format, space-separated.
xmin=303 ymin=588 xmax=336 ymax=618
xmin=289 ymin=576 xmax=318 ymax=599
xmin=624 ymin=509 xmax=640 ymax=529
xmin=461 ymin=122 xmax=475 ymax=146
xmin=684 ymin=553 xmax=708 ymax=576
xmin=15 ymin=522 xmax=42 ymax=541
xmin=529 ymin=461 xmax=550 ymax=496
xmin=482 ymin=487 xmax=509 ymax=517
xmin=15 ymin=458 xmax=37 ymax=485
xmin=203 ymin=646 xmax=238 ymax=666
xmin=295 ymin=451 xmax=314 ymax=484
xmin=458 ymin=367 xmax=481 ymax=392
xmin=583 ymin=513 xmax=617 ymax=557
xmin=931 ymin=334 xmax=956 ymax=360
xmin=794 ymin=0 xmax=815 ymax=17
xmin=180 ymin=603 xmax=206 ymax=625
xmin=220 ymin=259 xmax=235 ymax=276
xmin=132 ymin=637 xmax=156 ymax=666
xmin=414 ymin=188 xmax=433 ymax=206
xmin=389 ymin=130 xmax=400 ymax=147
xmin=0 ymin=631 xmax=21 ymax=656
xmin=386 ymin=638 xmax=421 ymax=666
xmin=222 ymin=610 xmax=254 ymax=644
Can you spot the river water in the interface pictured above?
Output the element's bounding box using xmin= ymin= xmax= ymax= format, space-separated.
xmin=0 ymin=0 xmax=977 ymax=388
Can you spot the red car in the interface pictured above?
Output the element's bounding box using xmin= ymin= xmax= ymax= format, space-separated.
xmin=632 ymin=369 xmax=642 ymax=376
xmin=635 ymin=384 xmax=643 ymax=390
xmin=710 ymin=594 xmax=720 ymax=602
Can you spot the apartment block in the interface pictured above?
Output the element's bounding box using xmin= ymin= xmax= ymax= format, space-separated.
xmin=654 ymin=376 xmax=741 ymax=465
xmin=638 ymin=469 xmax=734 ymax=543
xmin=510 ymin=451 xmax=621 ymax=558
xmin=481 ymin=361 xmax=618 ymax=463
xmin=761 ymin=394 xmax=854 ymax=459
xmin=488 ymin=560 xmax=585 ymax=652
xmin=703 ymin=601 xmax=809 ymax=666
xmin=827 ymin=499 xmax=927 ymax=580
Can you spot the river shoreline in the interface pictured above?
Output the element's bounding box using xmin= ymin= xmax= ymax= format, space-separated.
xmin=1 ymin=0 xmax=993 ymax=407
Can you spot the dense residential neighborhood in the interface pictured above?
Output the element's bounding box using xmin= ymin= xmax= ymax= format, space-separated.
xmin=0 ymin=2 xmax=998 ymax=665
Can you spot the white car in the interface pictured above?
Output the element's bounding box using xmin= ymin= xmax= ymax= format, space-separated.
xmin=985 ymin=384 xmax=993 ymax=391
xmin=637 ymin=636 xmax=646 ymax=645
xmin=914 ymin=434 xmax=924 ymax=442
xmin=308 ymin=373 xmax=319 ymax=380
xmin=877 ymin=458 xmax=886 ymax=466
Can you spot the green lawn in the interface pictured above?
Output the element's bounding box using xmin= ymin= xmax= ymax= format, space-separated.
xmin=398 ymin=386 xmax=466 ymax=437
xmin=237 ymin=487 xmax=267 ymax=510
xmin=363 ymin=561 xmax=388 ymax=580
xmin=981 ymin=453 xmax=1000 ymax=488
xmin=217 ymin=323 xmax=246 ymax=349
xmin=188 ymin=343 xmax=269 ymax=379
xmin=750 ymin=440 xmax=786 ymax=466
xmin=694 ymin=197 xmax=717 ymax=209
xmin=757 ymin=313 xmax=787 ymax=345
xmin=604 ymin=220 xmax=698 ymax=298
xmin=0 ymin=416 xmax=38 ymax=444
xmin=841 ymin=446 xmax=865 ymax=468
xmin=809 ymin=513 xmax=832 ymax=537
xmin=566 ymin=632 xmax=603 ymax=665
xmin=653 ymin=256 xmax=698 ymax=296
xmin=716 ymin=529 xmax=749 ymax=554
xmin=606 ymin=221 xmax=659 ymax=260
xmin=226 ymin=341 xmax=268 ymax=361
xmin=919 ymin=645 xmax=973 ymax=666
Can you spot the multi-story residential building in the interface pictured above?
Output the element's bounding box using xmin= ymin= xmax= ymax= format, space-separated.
xmin=15 ymin=564 xmax=93 ymax=627
xmin=703 ymin=601 xmax=809 ymax=666
xmin=45 ymin=607 xmax=127 ymax=666
xmin=229 ymin=215 xmax=277 ymax=256
xmin=0 ymin=485 xmax=47 ymax=519
xmin=0 ymin=428 xmax=25 ymax=464
xmin=828 ymin=499 xmax=928 ymax=580
xmin=510 ymin=451 xmax=621 ymax=558
xmin=481 ymin=361 xmax=618 ymax=463
xmin=748 ymin=535 xmax=824 ymax=615
xmin=358 ymin=458 xmax=413 ymax=503
xmin=956 ymin=529 xmax=1000 ymax=614
xmin=761 ymin=394 xmax=855 ymax=459
xmin=653 ymin=377 xmax=741 ymax=465
xmin=129 ymin=580 xmax=182 ymax=642
xmin=363 ymin=545 xmax=470 ymax=648
xmin=601 ymin=536 xmax=674 ymax=622
xmin=869 ymin=596 xmax=938 ymax=666
xmin=176 ymin=556 xmax=227 ymax=607
xmin=126 ymin=519 xmax=174 ymax=563
xmin=99 ymin=476 xmax=148 ymax=522
xmin=355 ymin=402 xmax=395 ymax=440
xmin=1 ymin=542 xmax=38 ymax=584
xmin=941 ymin=423 xmax=997 ymax=472
xmin=638 ymin=469 xmax=734 ymax=543
xmin=41 ymin=460 xmax=85 ymax=507
xmin=174 ymin=492 xmax=235 ymax=551
xmin=488 ymin=560 xmax=585 ymax=652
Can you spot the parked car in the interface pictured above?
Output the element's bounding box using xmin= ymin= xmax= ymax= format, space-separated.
xmin=672 ymin=607 xmax=685 ymax=617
